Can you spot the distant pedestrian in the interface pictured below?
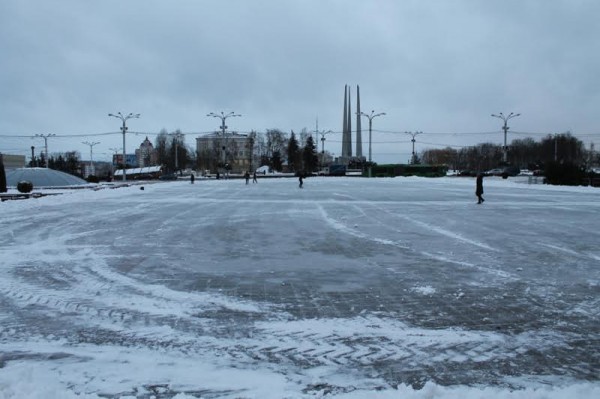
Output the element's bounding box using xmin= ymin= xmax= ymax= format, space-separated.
xmin=190 ymin=173 xmax=195 ymax=184
xmin=298 ymin=174 xmax=304 ymax=188
xmin=253 ymin=171 xmax=258 ymax=183
xmin=476 ymin=173 xmax=484 ymax=204
xmin=0 ymin=154 xmax=7 ymax=193
xmin=245 ymin=171 xmax=250 ymax=185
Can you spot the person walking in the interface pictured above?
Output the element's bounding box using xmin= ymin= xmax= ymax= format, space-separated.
xmin=253 ymin=171 xmax=258 ymax=183
xmin=0 ymin=154 xmax=7 ymax=193
xmin=476 ymin=173 xmax=485 ymax=204
xmin=298 ymin=174 xmax=304 ymax=188
xmin=244 ymin=171 xmax=250 ymax=185
xmin=190 ymin=173 xmax=195 ymax=184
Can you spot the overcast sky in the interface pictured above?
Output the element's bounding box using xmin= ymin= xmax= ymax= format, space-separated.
xmin=1 ymin=0 xmax=599 ymax=163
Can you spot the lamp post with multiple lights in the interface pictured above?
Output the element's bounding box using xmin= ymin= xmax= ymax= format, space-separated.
xmin=316 ymin=129 xmax=332 ymax=172
xmin=82 ymin=141 xmax=100 ymax=177
xmin=34 ymin=133 xmax=56 ymax=168
xmin=108 ymin=112 xmax=140 ymax=181
xmin=358 ymin=110 xmax=385 ymax=177
xmin=207 ymin=111 xmax=241 ymax=174
xmin=491 ymin=112 xmax=520 ymax=164
xmin=405 ymin=131 xmax=423 ymax=164
xmin=109 ymin=147 xmax=121 ymax=177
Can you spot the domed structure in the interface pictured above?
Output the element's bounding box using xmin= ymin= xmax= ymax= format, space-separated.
xmin=6 ymin=168 xmax=88 ymax=188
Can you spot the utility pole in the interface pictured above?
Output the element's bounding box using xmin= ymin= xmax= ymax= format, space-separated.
xmin=34 ymin=134 xmax=56 ymax=168
xmin=405 ymin=131 xmax=423 ymax=164
xmin=491 ymin=112 xmax=520 ymax=164
xmin=358 ymin=110 xmax=385 ymax=177
xmin=108 ymin=112 xmax=140 ymax=181
xmin=82 ymin=141 xmax=100 ymax=177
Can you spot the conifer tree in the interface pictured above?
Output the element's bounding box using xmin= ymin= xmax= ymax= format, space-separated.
xmin=287 ymin=131 xmax=301 ymax=172
xmin=302 ymin=136 xmax=318 ymax=173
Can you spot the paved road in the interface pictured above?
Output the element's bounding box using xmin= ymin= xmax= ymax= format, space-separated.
xmin=1 ymin=177 xmax=598 ymax=396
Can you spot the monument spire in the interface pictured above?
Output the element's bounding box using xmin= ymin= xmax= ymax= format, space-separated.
xmin=356 ymin=85 xmax=362 ymax=158
xmin=347 ymin=88 xmax=352 ymax=158
xmin=342 ymin=85 xmax=348 ymax=158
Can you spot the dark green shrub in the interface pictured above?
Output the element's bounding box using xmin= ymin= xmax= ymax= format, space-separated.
xmin=86 ymin=175 xmax=100 ymax=183
xmin=371 ymin=164 xmax=448 ymax=178
xmin=17 ymin=180 xmax=33 ymax=193
xmin=544 ymin=161 xmax=586 ymax=186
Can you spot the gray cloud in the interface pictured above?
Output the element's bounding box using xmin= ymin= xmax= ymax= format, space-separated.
xmin=1 ymin=0 xmax=599 ymax=162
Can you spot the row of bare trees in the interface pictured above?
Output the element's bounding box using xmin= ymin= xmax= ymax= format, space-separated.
xmin=154 ymin=129 xmax=190 ymax=173
xmin=421 ymin=133 xmax=594 ymax=172
xmin=152 ymin=129 xmax=596 ymax=175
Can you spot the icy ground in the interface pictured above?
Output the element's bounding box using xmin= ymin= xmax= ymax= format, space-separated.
xmin=0 ymin=176 xmax=598 ymax=398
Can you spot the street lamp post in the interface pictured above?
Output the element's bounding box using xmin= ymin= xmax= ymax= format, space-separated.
xmin=405 ymin=131 xmax=423 ymax=164
xmin=207 ymin=111 xmax=241 ymax=175
xmin=82 ymin=141 xmax=100 ymax=177
xmin=108 ymin=112 xmax=140 ymax=181
xmin=109 ymin=147 xmax=121 ymax=178
xmin=358 ymin=110 xmax=385 ymax=177
xmin=316 ymin=129 xmax=332 ymax=172
xmin=34 ymin=133 xmax=56 ymax=168
xmin=491 ymin=112 xmax=520 ymax=164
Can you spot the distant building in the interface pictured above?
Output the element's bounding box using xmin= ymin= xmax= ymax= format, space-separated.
xmin=0 ymin=154 xmax=26 ymax=170
xmin=135 ymin=136 xmax=158 ymax=167
xmin=196 ymin=132 xmax=253 ymax=173
xmin=114 ymin=165 xmax=162 ymax=179
xmin=80 ymin=161 xmax=112 ymax=179
xmin=82 ymin=162 xmax=96 ymax=178
xmin=112 ymin=153 xmax=138 ymax=168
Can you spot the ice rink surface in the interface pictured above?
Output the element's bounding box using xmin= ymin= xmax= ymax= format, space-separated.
xmin=0 ymin=176 xmax=598 ymax=398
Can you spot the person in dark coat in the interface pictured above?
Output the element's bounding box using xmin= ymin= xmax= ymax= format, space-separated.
xmin=252 ymin=171 xmax=258 ymax=183
xmin=244 ymin=171 xmax=250 ymax=185
xmin=0 ymin=154 xmax=7 ymax=193
xmin=476 ymin=173 xmax=484 ymax=204
xmin=190 ymin=173 xmax=195 ymax=184
xmin=298 ymin=174 xmax=304 ymax=188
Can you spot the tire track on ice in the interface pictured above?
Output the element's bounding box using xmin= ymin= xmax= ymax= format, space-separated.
xmin=317 ymin=202 xmax=513 ymax=280
xmin=207 ymin=315 xmax=569 ymax=375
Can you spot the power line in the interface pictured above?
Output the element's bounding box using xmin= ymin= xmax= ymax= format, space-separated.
xmin=2 ymin=128 xmax=599 ymax=139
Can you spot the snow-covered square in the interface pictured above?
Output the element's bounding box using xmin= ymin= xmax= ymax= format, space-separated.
xmin=1 ymin=176 xmax=599 ymax=398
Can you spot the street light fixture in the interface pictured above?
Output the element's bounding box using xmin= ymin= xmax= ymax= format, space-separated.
xmin=315 ymin=129 xmax=332 ymax=171
xmin=109 ymin=147 xmax=122 ymax=178
xmin=358 ymin=110 xmax=385 ymax=177
xmin=82 ymin=141 xmax=100 ymax=177
xmin=405 ymin=131 xmax=423 ymax=164
xmin=108 ymin=112 xmax=140 ymax=181
xmin=491 ymin=112 xmax=520 ymax=164
xmin=109 ymin=147 xmax=122 ymax=158
xmin=34 ymin=133 xmax=56 ymax=168
xmin=207 ymin=111 xmax=241 ymax=175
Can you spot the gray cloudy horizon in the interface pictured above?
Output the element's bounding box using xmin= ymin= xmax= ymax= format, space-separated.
xmin=1 ymin=0 xmax=599 ymax=163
